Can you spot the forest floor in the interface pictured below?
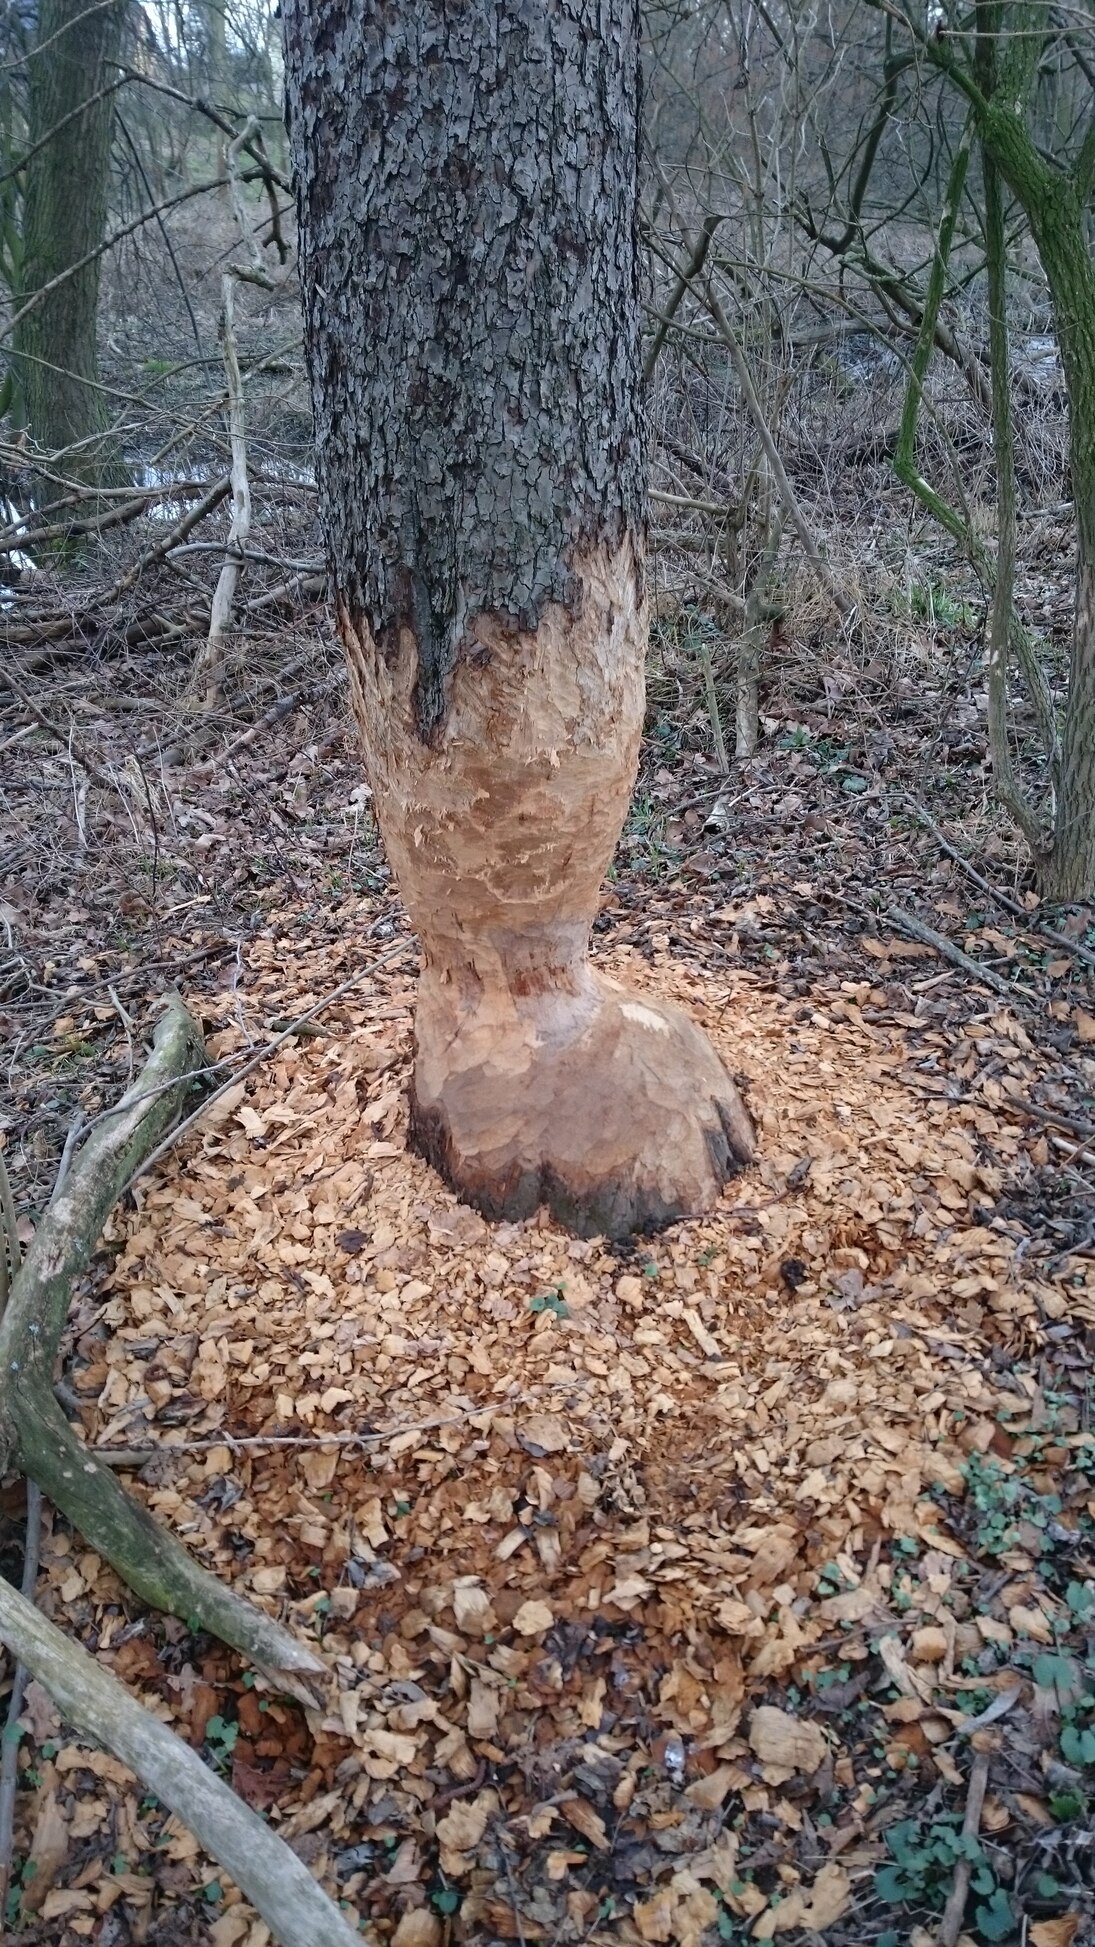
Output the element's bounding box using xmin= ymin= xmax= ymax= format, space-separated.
xmin=2 ymin=578 xmax=1095 ymax=1947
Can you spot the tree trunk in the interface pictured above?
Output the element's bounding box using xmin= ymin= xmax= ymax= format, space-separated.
xmin=975 ymin=96 xmax=1095 ymax=899
xmin=283 ymin=0 xmax=754 ymax=1236
xmin=13 ymin=0 xmax=127 ymax=492
xmin=1026 ymin=189 xmax=1095 ymax=901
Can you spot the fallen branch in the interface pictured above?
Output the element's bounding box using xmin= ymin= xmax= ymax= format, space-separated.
xmin=0 ymin=1575 xmax=361 ymax=1947
xmin=0 ymin=1482 xmax=40 ymax=1917
xmin=179 ymin=670 xmax=342 ymax=780
xmin=0 ymin=995 xmax=327 ymax=1695
xmin=0 ymin=1169 xmax=37 ymax=1923
xmin=908 ymin=800 xmax=1095 ymax=974
xmin=937 ymin=1750 xmax=990 ymax=1947
xmin=186 ymin=118 xmax=272 ymax=715
xmin=886 ymin=906 xmax=1040 ymax=1002
xmin=1 ymin=671 xmax=113 ymax=788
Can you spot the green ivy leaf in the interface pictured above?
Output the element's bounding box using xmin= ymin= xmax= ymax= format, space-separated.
xmin=974 ymin=1888 xmax=1013 ymax=1941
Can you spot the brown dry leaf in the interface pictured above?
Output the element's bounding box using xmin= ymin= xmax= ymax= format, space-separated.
xmin=1009 ymin=1603 xmax=1053 ymax=1644
xmin=210 ymin=1915 xmax=252 ymax=1947
xmin=686 ymin=1764 xmax=745 ymax=1811
xmin=280 ymin=1788 xmax=341 ymax=1838
xmin=436 ymin=1791 xmax=494 ymax=1854
xmin=801 ymin=1864 xmax=852 ymax=1929
xmin=668 ymin=1879 xmax=719 ymax=1947
xmin=1031 ymin=1919 xmax=1081 ymax=1947
xmin=452 ymin=1581 xmax=496 ymax=1637
xmin=467 ymin=1677 xmax=500 ymax=1740
xmin=560 ymin=1796 xmax=609 ymax=1849
xmin=1073 ymin=1009 xmax=1095 ymax=1043
xmin=20 ymin=1683 xmax=59 ymax=1743
xmin=747 ymin=1706 xmax=826 ymax=1775
xmin=512 ymin=1598 xmax=554 ymax=1636
xmin=392 ymin=1912 xmax=443 ymax=1947
xmin=21 ymin=1791 xmax=69 ymax=1915
xmin=517 ymin=1413 xmax=569 ymax=1455
xmin=633 ymin=1888 xmax=676 ymax=1943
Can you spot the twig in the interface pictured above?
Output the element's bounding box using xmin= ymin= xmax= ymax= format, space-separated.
xmin=0 ymin=1174 xmax=36 ymax=1920
xmin=0 ymin=1155 xmax=18 ymax=1316
xmin=1 ymin=672 xmax=113 ymax=788
xmin=0 ymin=1576 xmax=361 ymax=1947
xmin=908 ymin=800 xmax=1095 ymax=973
xmin=121 ymin=937 xmax=415 ymax=1194
xmin=50 ymin=1112 xmax=86 ymax=1205
xmin=697 ymin=277 xmax=850 ymax=614
xmin=937 ymin=1750 xmax=990 ymax=1947
xmin=1002 ymin=1094 xmax=1095 ymax=1138
xmin=179 ymin=671 xmax=341 ymax=781
xmin=88 ymin=1386 xmax=597 ymax=1467
xmin=886 ymin=906 xmax=1040 ymax=1002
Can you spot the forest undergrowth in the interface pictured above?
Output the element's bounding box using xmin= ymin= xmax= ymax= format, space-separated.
xmin=1 ymin=533 xmax=1094 ymax=1946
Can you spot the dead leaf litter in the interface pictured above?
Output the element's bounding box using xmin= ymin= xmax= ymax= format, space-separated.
xmin=11 ymin=906 xmax=1095 ymax=1943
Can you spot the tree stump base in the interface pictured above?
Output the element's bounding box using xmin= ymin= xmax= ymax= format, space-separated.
xmin=410 ymin=965 xmax=754 ymax=1237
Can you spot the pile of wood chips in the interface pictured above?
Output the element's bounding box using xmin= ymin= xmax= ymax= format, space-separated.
xmin=19 ymin=901 xmax=1095 ymax=1945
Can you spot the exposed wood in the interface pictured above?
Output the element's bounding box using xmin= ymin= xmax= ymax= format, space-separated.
xmin=341 ymin=543 xmax=754 ymax=1237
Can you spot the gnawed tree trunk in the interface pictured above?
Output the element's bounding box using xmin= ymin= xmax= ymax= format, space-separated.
xmin=13 ymin=0 xmax=128 ymax=493
xmin=284 ymin=0 xmax=754 ymax=1236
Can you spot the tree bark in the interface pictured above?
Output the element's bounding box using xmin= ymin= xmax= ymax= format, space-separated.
xmin=980 ymin=110 xmax=1095 ymax=899
xmin=13 ymin=0 xmax=128 ymax=493
xmin=284 ymin=0 xmax=754 ymax=1236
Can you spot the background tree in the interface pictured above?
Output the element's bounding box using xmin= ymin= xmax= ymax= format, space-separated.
xmin=283 ymin=0 xmax=754 ymax=1236
xmin=12 ymin=0 xmax=129 ymax=490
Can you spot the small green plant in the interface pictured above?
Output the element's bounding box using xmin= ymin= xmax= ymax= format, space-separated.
xmin=904 ymin=577 xmax=977 ymax=630
xmin=203 ymin=1715 xmax=238 ymax=1771
xmin=529 ymin=1285 xmax=569 ymax=1319
xmin=873 ymin=1812 xmax=1011 ymax=1936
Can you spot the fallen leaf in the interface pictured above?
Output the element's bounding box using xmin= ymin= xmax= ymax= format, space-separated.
xmin=517 ymin=1413 xmax=568 ymax=1455
xmin=453 ymin=1581 xmax=496 ymax=1637
xmin=512 ymin=1598 xmax=554 ymax=1636
xmin=559 ymin=1796 xmax=608 ymax=1849
xmin=686 ymin=1764 xmax=745 ymax=1811
xmin=392 ymin=1912 xmax=443 ymax=1947
xmin=1031 ymin=1918 xmax=1081 ymax=1947
xmin=747 ymin=1706 xmax=826 ymax=1775
xmin=467 ymin=1677 xmax=500 ymax=1740
xmin=22 ymin=1792 xmax=69 ymax=1914
xmin=436 ymin=1791 xmax=494 ymax=1854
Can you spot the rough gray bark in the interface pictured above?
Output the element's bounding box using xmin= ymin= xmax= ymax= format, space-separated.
xmin=283 ymin=0 xmax=646 ymax=738
xmin=13 ymin=0 xmax=127 ymax=490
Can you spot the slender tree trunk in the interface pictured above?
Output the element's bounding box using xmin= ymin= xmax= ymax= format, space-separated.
xmin=283 ymin=0 xmax=753 ymax=1236
xmin=1027 ymin=190 xmax=1095 ymax=900
xmin=13 ymin=0 xmax=127 ymax=492
xmin=976 ymin=95 xmax=1095 ymax=898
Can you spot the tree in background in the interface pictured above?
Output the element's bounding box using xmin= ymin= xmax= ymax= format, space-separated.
xmin=13 ymin=0 xmax=128 ymax=490
xmin=283 ymin=0 xmax=754 ymax=1236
